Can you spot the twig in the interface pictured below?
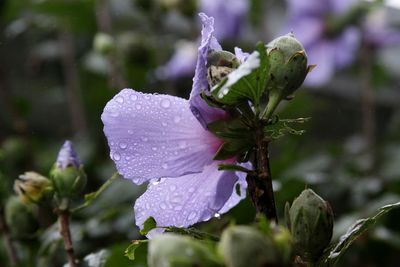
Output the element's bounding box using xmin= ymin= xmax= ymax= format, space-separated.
xmin=58 ymin=209 xmax=77 ymax=267
xmin=0 ymin=207 xmax=19 ymax=266
xmin=247 ymin=126 xmax=278 ymax=223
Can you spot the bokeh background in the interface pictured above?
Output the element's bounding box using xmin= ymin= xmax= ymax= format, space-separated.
xmin=1 ymin=0 xmax=400 ymax=266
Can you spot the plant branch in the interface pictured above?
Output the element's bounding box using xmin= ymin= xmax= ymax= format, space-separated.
xmin=247 ymin=126 xmax=278 ymax=223
xmin=58 ymin=209 xmax=77 ymax=267
xmin=0 ymin=207 xmax=19 ymax=266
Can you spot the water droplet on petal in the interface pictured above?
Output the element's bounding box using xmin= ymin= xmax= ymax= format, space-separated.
xmin=171 ymin=195 xmax=182 ymax=203
xmin=188 ymin=211 xmax=197 ymax=221
xmin=144 ymin=95 xmax=150 ymax=100
xmin=174 ymin=205 xmax=183 ymax=211
xmin=178 ymin=141 xmax=186 ymax=149
xmin=188 ymin=187 xmax=195 ymax=193
xmin=160 ymin=203 xmax=167 ymax=210
xmin=160 ymin=99 xmax=171 ymax=108
xmin=162 ymin=122 xmax=167 ymax=127
xmin=128 ymin=129 xmax=134 ymax=134
xmin=169 ymin=185 xmax=176 ymax=191
xmin=113 ymin=152 xmax=121 ymax=161
xmin=214 ymin=213 xmax=221 ymax=218
xmin=162 ymin=163 xmax=168 ymax=169
xmin=130 ymin=94 xmax=138 ymax=101
xmin=110 ymin=110 xmax=119 ymax=117
xmin=136 ymin=104 xmax=142 ymax=110
xmin=141 ymin=137 xmax=148 ymax=142
xmin=152 ymin=179 xmax=161 ymax=185
xmin=116 ymin=96 xmax=124 ymax=103
xmin=119 ymin=142 xmax=127 ymax=149
xmin=173 ymin=116 xmax=181 ymax=123
xmin=152 ymin=147 xmax=157 ymax=151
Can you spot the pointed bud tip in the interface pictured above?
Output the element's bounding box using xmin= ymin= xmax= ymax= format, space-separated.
xmin=56 ymin=140 xmax=81 ymax=169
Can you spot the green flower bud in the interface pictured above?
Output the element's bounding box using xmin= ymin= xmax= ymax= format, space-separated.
xmin=264 ymin=33 xmax=312 ymax=120
xmin=93 ymin=33 xmax=115 ymax=55
xmin=286 ymin=189 xmax=334 ymax=262
xmin=50 ymin=141 xmax=86 ymax=200
xmin=207 ymin=50 xmax=240 ymax=88
xmin=148 ymin=233 xmax=222 ymax=267
xmin=5 ymin=196 xmax=39 ymax=239
xmin=14 ymin=172 xmax=52 ymax=204
xmin=218 ymin=225 xmax=281 ymax=267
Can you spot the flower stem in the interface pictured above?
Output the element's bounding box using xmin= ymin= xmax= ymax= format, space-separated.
xmin=0 ymin=207 xmax=19 ymax=266
xmin=246 ymin=126 xmax=278 ymax=223
xmin=58 ymin=208 xmax=77 ymax=267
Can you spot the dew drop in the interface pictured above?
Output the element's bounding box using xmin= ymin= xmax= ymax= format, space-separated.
xmin=160 ymin=99 xmax=171 ymax=108
xmin=162 ymin=163 xmax=168 ymax=169
xmin=174 ymin=205 xmax=183 ymax=211
xmin=171 ymin=195 xmax=182 ymax=203
xmin=187 ymin=211 xmax=197 ymax=220
xmin=188 ymin=187 xmax=195 ymax=193
xmin=152 ymin=147 xmax=157 ymax=151
xmin=113 ymin=152 xmax=121 ymax=161
xmin=160 ymin=203 xmax=167 ymax=210
xmin=130 ymin=94 xmax=138 ymax=101
xmin=141 ymin=137 xmax=148 ymax=142
xmin=119 ymin=142 xmax=127 ymax=149
xmin=144 ymin=95 xmax=150 ymax=100
xmin=116 ymin=96 xmax=124 ymax=103
xmin=162 ymin=122 xmax=167 ymax=127
xmin=169 ymin=185 xmax=176 ymax=191
xmin=128 ymin=129 xmax=134 ymax=135
xmin=110 ymin=110 xmax=119 ymax=117
xmin=214 ymin=213 xmax=221 ymax=218
xmin=173 ymin=116 xmax=181 ymax=123
xmin=222 ymin=88 xmax=229 ymax=95
xmin=152 ymin=179 xmax=161 ymax=185
xmin=135 ymin=104 xmax=142 ymax=110
xmin=178 ymin=141 xmax=187 ymax=149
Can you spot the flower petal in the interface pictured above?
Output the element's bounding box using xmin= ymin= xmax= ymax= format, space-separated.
xmin=134 ymin=161 xmax=244 ymax=234
xmin=190 ymin=13 xmax=227 ymax=128
xmin=304 ymin=40 xmax=336 ymax=86
xmin=101 ymin=89 xmax=221 ymax=184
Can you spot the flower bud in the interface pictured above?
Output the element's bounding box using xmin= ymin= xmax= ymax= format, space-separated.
xmin=148 ymin=233 xmax=222 ymax=267
xmin=286 ymin=189 xmax=334 ymax=262
xmin=218 ymin=225 xmax=281 ymax=267
xmin=50 ymin=141 xmax=86 ymax=199
xmin=14 ymin=172 xmax=52 ymax=204
xmin=5 ymin=196 xmax=39 ymax=239
xmin=264 ymin=33 xmax=311 ymax=120
xmin=207 ymin=50 xmax=240 ymax=88
xmin=93 ymin=33 xmax=115 ymax=55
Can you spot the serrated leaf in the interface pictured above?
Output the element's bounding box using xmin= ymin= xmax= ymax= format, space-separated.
xmin=124 ymin=240 xmax=148 ymax=261
xmin=264 ymin=117 xmax=310 ymax=139
xmin=320 ymin=201 xmax=400 ymax=267
xmin=140 ymin=217 xmax=157 ymax=235
xmin=211 ymin=42 xmax=269 ymax=106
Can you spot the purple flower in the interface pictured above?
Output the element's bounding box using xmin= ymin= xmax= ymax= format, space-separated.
xmin=157 ymin=0 xmax=249 ymax=81
xmin=364 ymin=7 xmax=400 ymax=48
xmin=199 ymin=0 xmax=249 ymax=41
xmin=56 ymin=140 xmax=81 ymax=169
xmin=102 ymin=13 xmax=248 ymax=235
xmin=285 ymin=0 xmax=361 ymax=86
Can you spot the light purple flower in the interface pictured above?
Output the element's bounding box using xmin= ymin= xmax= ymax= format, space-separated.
xmin=101 ymin=13 xmax=248 ymax=235
xmin=157 ymin=0 xmax=249 ymax=81
xmin=285 ymin=0 xmax=361 ymax=86
xmin=364 ymin=7 xmax=400 ymax=48
xmin=56 ymin=140 xmax=81 ymax=169
xmin=199 ymin=0 xmax=249 ymax=41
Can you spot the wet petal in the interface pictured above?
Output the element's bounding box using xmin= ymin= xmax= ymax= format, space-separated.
xmin=134 ymin=161 xmax=243 ymax=234
xmin=190 ymin=13 xmax=227 ymax=128
xmin=101 ymin=89 xmax=222 ymax=184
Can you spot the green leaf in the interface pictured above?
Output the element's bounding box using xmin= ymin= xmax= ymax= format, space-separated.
xmin=140 ymin=217 xmax=157 ymax=235
xmin=320 ymin=201 xmax=400 ymax=267
xmin=264 ymin=117 xmax=310 ymax=139
xmin=218 ymin=164 xmax=254 ymax=174
xmin=211 ymin=42 xmax=269 ymax=106
xmin=124 ymin=240 xmax=148 ymax=261
xmin=73 ymin=172 xmax=119 ymax=213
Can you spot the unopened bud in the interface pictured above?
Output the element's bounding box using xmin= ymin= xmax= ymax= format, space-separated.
xmin=264 ymin=33 xmax=311 ymax=120
xmin=50 ymin=141 xmax=86 ymax=199
xmin=286 ymin=189 xmax=334 ymax=262
xmin=207 ymin=50 xmax=240 ymax=88
xmin=148 ymin=233 xmax=222 ymax=267
xmin=5 ymin=196 xmax=39 ymax=239
xmin=218 ymin=225 xmax=281 ymax=267
xmin=14 ymin=172 xmax=52 ymax=204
